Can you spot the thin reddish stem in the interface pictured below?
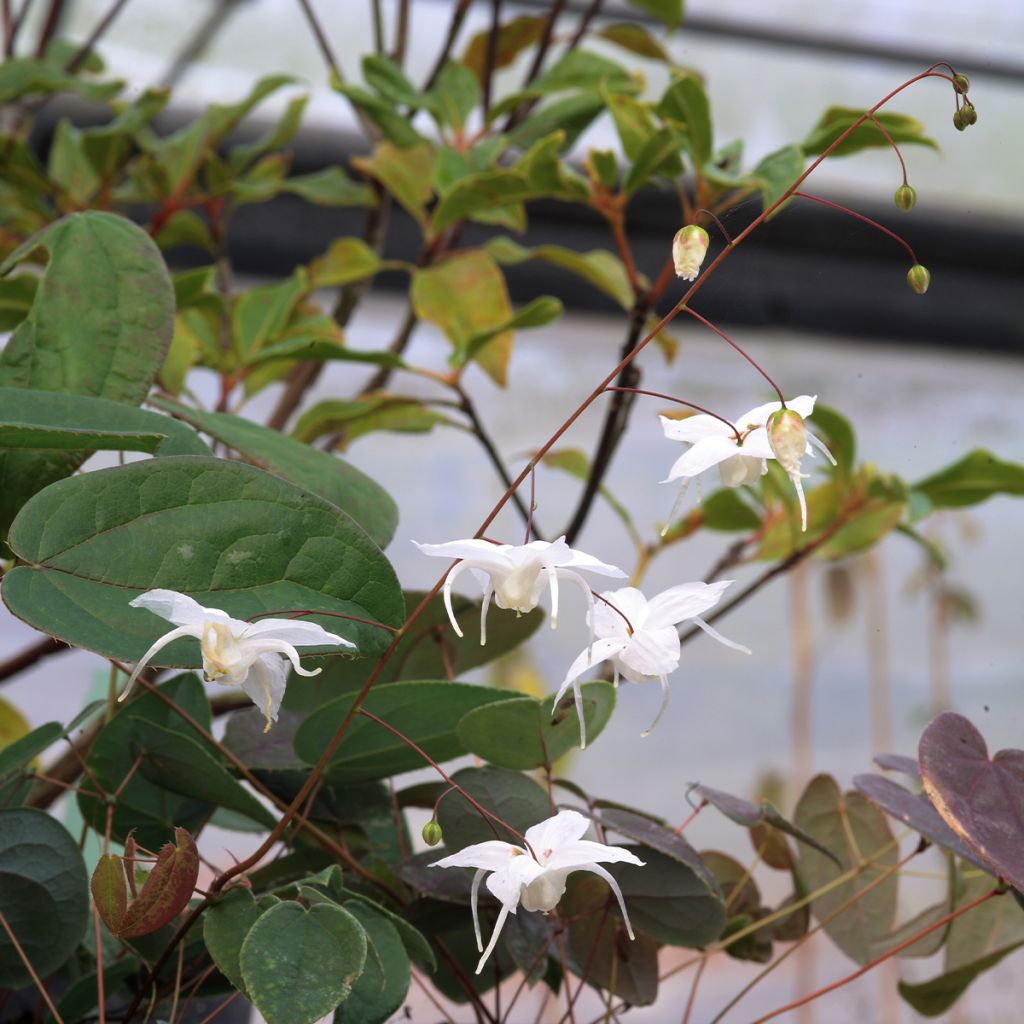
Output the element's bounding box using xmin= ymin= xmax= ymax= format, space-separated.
xmin=791 ymin=191 xmax=918 ymax=264
xmin=865 ymin=113 xmax=909 ymax=185
xmin=694 ymin=208 xmax=734 ymax=245
xmin=682 ymin=308 xmax=787 ymax=404
xmin=604 ymin=385 xmax=742 ymax=442
xmin=674 ymin=800 xmax=706 ymax=835
xmin=591 ymin=590 xmax=635 ymax=636
xmin=748 ymin=887 xmax=1002 ymax=1024
xmin=0 ymin=910 xmax=64 ymax=1023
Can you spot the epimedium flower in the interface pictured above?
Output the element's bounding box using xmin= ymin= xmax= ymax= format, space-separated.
xmin=660 ymin=394 xmax=835 ymax=530
xmin=672 ymin=224 xmax=710 ymax=281
xmin=431 ymin=809 xmax=644 ymax=974
xmin=122 ymin=589 xmax=355 ymax=731
xmin=555 ymin=583 xmax=751 ymax=746
xmin=412 ymin=536 xmax=626 ymax=645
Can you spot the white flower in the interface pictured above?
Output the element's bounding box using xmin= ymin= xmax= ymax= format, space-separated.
xmin=672 ymin=224 xmax=710 ymax=281
xmin=431 ymin=809 xmax=644 ymax=974
xmin=555 ymin=583 xmax=750 ymax=746
xmin=122 ymin=589 xmax=355 ymax=730
xmin=660 ymin=394 xmax=835 ymax=528
xmin=412 ymin=536 xmax=625 ymax=645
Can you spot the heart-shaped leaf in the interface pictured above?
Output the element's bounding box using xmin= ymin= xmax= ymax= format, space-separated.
xmin=3 ymin=456 xmax=404 ymax=663
xmin=919 ymin=711 xmax=1024 ymax=891
xmin=116 ymin=827 xmax=200 ymax=938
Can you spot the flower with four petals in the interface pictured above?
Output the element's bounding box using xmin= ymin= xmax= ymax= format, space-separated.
xmin=123 ymin=589 xmax=355 ymax=730
xmin=555 ymin=583 xmax=750 ymax=746
xmin=431 ymin=809 xmax=644 ymax=973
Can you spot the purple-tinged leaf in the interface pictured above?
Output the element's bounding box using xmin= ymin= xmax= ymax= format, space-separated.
xmin=919 ymin=712 xmax=1024 ymax=891
xmin=118 ymin=827 xmax=199 ymax=938
xmin=873 ymin=753 xmax=921 ymax=781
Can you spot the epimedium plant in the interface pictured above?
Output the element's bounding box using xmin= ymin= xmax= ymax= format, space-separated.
xmin=0 ymin=2 xmax=1022 ymax=1023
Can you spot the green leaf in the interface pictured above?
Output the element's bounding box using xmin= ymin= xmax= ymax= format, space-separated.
xmin=150 ymin=398 xmax=398 ymax=548
xmin=530 ymin=50 xmax=633 ymax=96
xmin=339 ymin=890 xmax=436 ymax=972
xmin=294 ymin=682 xmax=521 ymax=783
xmin=0 ymin=274 xmax=36 ymax=330
xmin=626 ymin=0 xmax=684 ymax=28
xmin=232 ymin=270 xmax=310 ymax=356
xmin=282 ymin=167 xmax=375 ymax=207
xmin=622 ymin=125 xmax=684 ymax=195
xmin=3 ymin=456 xmax=404 ymax=663
xmin=411 ymin=250 xmax=515 ymax=386
xmin=507 ymin=92 xmax=607 ymax=152
xmin=428 ymin=60 xmax=481 ymax=131
xmin=914 ymin=449 xmax=1024 ymax=508
xmin=240 ymin=901 xmax=367 ymax=1024
xmin=284 ymin=591 xmax=544 ymax=708
xmin=362 ymin=54 xmax=425 ymax=109
xmin=309 ymin=237 xmax=383 ymax=288
xmin=456 ymin=682 xmax=616 ymax=769
xmin=335 ymin=83 xmax=425 ymax=147
xmin=461 ymin=295 xmax=563 ymax=365
xmin=436 ymin=765 xmax=550 ymax=849
xmin=350 ymin=141 xmax=435 ymax=227
xmin=0 ymin=721 xmax=63 ymax=803
xmin=596 ymin=22 xmax=671 ymax=61
xmin=701 ymin=488 xmax=761 ymax=531
xmin=802 ymin=107 xmax=937 ymax=158
xmin=77 ymin=675 xmax=214 ymax=849
xmin=431 ymin=169 xmax=536 ymax=234
xmin=336 ymin=902 xmax=411 ymax=1024
xmin=0 ymin=388 xmax=208 ymax=456
xmin=605 ymin=90 xmax=657 ymax=160
xmin=461 ymin=16 xmax=547 ymax=81
xmin=0 ymin=55 xmax=120 ymax=104
xmin=0 ymin=212 xmax=174 ymax=537
xmin=135 ymin=722 xmax=276 ymax=829
xmin=752 ymin=144 xmax=803 ymax=213
xmin=203 ymin=887 xmax=260 ymax=995
xmin=658 ymin=74 xmax=712 ymax=167
xmin=809 ymin=402 xmax=855 ymax=473
xmin=794 ymin=774 xmax=898 ymax=964
xmin=292 ymin=395 xmax=456 ymax=448
xmin=229 ymin=94 xmax=309 ymax=170
xmin=0 ymin=808 xmax=89 ymax=986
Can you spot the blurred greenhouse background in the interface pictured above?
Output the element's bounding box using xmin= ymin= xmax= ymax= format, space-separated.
xmin=2 ymin=1 xmax=1023 ymax=1021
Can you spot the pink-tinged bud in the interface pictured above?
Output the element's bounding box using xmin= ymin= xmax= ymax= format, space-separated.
xmin=907 ymin=264 xmax=931 ymax=294
xmin=422 ymin=821 xmax=443 ymax=846
xmin=768 ymin=408 xmax=810 ymax=532
xmin=672 ymin=225 xmax=710 ymax=281
xmin=894 ymin=184 xmax=916 ymax=212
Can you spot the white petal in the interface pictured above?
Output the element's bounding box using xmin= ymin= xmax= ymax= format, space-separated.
xmin=546 ymin=561 xmax=560 ymax=629
xmin=733 ymin=399 xmax=782 ymax=431
xmin=239 ymin=655 xmax=288 ymax=730
xmin=479 ymin=584 xmax=493 ymax=646
xmin=119 ymin=624 xmax=202 ymax=701
xmin=556 ymin=637 xmax=631 ymax=703
xmin=470 ymin=869 xmax=486 ymax=952
xmin=788 ymin=394 xmax=817 ymax=418
xmin=544 ymin=840 xmax=645 ymax=872
xmin=432 ymin=841 xmax=520 ymax=871
xmin=524 ymin=810 xmax=590 ymax=853
xmin=717 ymin=453 xmax=763 ymax=487
xmin=130 ymin=589 xmax=232 ymax=628
xmin=485 ymin=855 xmax=544 ymax=908
xmin=238 ymin=638 xmax=320 ymax=677
xmin=736 ymin=428 xmax=774 ymax=460
xmin=580 ymin=862 xmax=642 ymax=940
xmin=591 ymin=587 xmax=647 ymax=639
xmin=808 ymin=431 xmax=838 ymax=466
xmin=413 ymin=538 xmax=513 ymax=567
xmin=664 ymin=434 xmax=742 ymax=481
xmin=645 ymin=580 xmax=733 ymax=628
xmin=242 ymin=618 xmax=354 ymax=648
xmin=475 ymin=903 xmax=511 ymax=975
xmin=640 ymin=675 xmax=671 ymax=737
xmin=659 ymin=413 xmax=734 ymax=443
xmin=442 ymin=559 xmax=478 ymax=639
xmin=557 ymin=549 xmax=627 ymax=578
xmin=618 ymin=626 xmax=680 ymax=678
xmin=691 ymin=616 xmax=751 ymax=654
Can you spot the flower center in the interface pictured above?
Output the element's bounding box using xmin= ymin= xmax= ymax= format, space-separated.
xmin=494 ymin=562 xmax=543 ymax=614
xmin=200 ymin=622 xmax=243 ymax=680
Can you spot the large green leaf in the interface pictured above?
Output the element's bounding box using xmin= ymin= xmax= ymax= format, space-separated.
xmin=240 ymin=901 xmax=367 ymax=1024
xmin=151 ymin=398 xmax=398 ymax=548
xmin=794 ymin=774 xmax=898 ymax=964
xmin=3 ymin=457 xmax=404 ymax=662
xmin=0 ymin=808 xmax=89 ymax=987
xmin=336 ymin=902 xmax=411 ymax=1024
xmin=658 ymin=74 xmax=712 ymax=167
xmin=913 ymin=449 xmax=1024 ymax=509
xmin=456 ymin=682 xmax=616 ymax=768
xmin=0 ymin=388 xmax=207 ymax=456
xmin=293 ymin=682 xmax=520 ymax=783
xmin=203 ymin=887 xmax=261 ymax=995
xmin=802 ymin=107 xmax=937 ymax=158
xmin=435 ymin=765 xmax=550 ymax=849
xmin=0 ymin=212 xmax=174 ymax=536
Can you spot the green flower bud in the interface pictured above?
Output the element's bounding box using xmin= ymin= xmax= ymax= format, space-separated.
xmin=894 ymin=184 xmax=917 ymax=212
xmin=906 ymin=264 xmax=931 ymax=295
xmin=952 ymin=108 xmax=966 ymax=132
xmin=962 ymin=100 xmax=978 ymax=125
xmin=953 ymin=73 xmax=970 ymax=95
xmin=422 ymin=821 xmax=443 ymax=847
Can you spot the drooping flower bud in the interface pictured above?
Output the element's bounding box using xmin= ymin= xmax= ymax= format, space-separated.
xmin=961 ymin=100 xmax=978 ymax=126
xmin=894 ymin=184 xmax=917 ymax=212
xmin=672 ymin=225 xmax=710 ymax=281
xmin=953 ymin=73 xmax=970 ymax=95
xmin=767 ymin=408 xmax=810 ymax=531
xmin=952 ymin=108 xmax=966 ymax=132
xmin=906 ymin=264 xmax=931 ymax=294
xmin=422 ymin=821 xmax=443 ymax=847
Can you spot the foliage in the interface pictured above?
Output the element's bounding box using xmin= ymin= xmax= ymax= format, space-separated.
xmin=0 ymin=6 xmax=1015 ymax=1023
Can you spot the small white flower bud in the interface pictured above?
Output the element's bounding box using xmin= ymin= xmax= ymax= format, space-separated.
xmin=672 ymin=225 xmax=710 ymax=281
